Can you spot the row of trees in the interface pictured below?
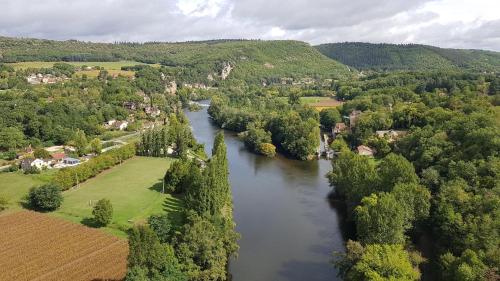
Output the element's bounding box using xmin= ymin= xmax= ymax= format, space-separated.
xmin=126 ymin=132 xmax=238 ymax=281
xmin=136 ymin=114 xmax=201 ymax=158
xmin=51 ymin=144 xmax=136 ymax=190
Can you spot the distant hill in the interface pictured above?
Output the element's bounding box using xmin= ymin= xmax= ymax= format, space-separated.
xmin=315 ymin=42 xmax=500 ymax=72
xmin=0 ymin=36 xmax=353 ymax=83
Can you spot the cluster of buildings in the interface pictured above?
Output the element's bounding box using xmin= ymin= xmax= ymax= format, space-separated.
xmin=330 ymin=110 xmax=406 ymax=157
xmin=104 ymin=119 xmax=129 ymax=131
xmin=20 ymin=152 xmax=81 ymax=172
xmin=26 ymin=73 xmax=66 ymax=85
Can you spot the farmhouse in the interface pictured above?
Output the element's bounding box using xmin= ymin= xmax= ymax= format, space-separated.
xmin=63 ymin=157 xmax=81 ymax=166
xmin=332 ymin=122 xmax=347 ymax=138
xmin=114 ymin=120 xmax=129 ymax=131
xmin=357 ymin=145 xmax=375 ymax=157
xmin=20 ymin=158 xmax=50 ymax=171
xmin=51 ymin=152 xmax=66 ymax=162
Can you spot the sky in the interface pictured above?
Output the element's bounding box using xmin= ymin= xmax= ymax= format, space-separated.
xmin=0 ymin=0 xmax=499 ymax=51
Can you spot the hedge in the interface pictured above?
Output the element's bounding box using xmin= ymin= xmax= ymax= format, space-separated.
xmin=52 ymin=144 xmax=136 ymax=190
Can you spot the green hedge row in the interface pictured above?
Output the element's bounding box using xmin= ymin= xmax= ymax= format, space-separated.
xmin=51 ymin=144 xmax=136 ymax=190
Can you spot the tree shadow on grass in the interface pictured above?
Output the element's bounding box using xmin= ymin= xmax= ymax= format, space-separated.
xmin=163 ymin=196 xmax=185 ymax=225
xmin=81 ymin=217 xmax=101 ymax=228
xmin=148 ymin=180 xmax=164 ymax=193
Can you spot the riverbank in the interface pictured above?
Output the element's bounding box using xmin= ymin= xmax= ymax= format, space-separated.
xmin=185 ymin=102 xmax=346 ymax=281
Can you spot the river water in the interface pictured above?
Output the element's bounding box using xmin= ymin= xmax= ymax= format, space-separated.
xmin=185 ymin=103 xmax=345 ymax=281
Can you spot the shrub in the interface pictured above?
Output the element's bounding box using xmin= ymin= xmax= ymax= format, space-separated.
xmin=8 ymin=164 xmax=19 ymax=172
xmin=0 ymin=196 xmax=8 ymax=211
xmin=93 ymin=198 xmax=113 ymax=226
xmin=24 ymin=166 xmax=40 ymax=174
xmin=34 ymin=148 xmax=51 ymax=159
xmin=258 ymin=143 xmax=276 ymax=157
xmin=28 ymin=184 xmax=63 ymax=211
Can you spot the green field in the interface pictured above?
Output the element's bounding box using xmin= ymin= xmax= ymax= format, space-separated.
xmin=7 ymin=60 xmax=157 ymax=70
xmin=7 ymin=60 xmax=161 ymax=78
xmin=0 ymin=170 xmax=55 ymax=208
xmin=52 ymin=156 xmax=182 ymax=237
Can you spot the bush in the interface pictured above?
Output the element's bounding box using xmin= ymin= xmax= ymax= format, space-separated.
xmin=2 ymin=150 xmax=16 ymax=160
xmin=8 ymin=164 xmax=19 ymax=172
xmin=258 ymin=143 xmax=276 ymax=157
xmin=0 ymin=196 xmax=8 ymax=211
xmin=34 ymin=148 xmax=51 ymax=159
xmin=28 ymin=184 xmax=63 ymax=211
xmin=92 ymin=198 xmax=113 ymax=226
xmin=24 ymin=166 xmax=40 ymax=174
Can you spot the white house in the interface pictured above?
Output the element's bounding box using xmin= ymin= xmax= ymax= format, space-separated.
xmin=31 ymin=158 xmax=51 ymax=170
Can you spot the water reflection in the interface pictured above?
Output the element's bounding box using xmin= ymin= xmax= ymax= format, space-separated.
xmin=185 ymin=104 xmax=345 ymax=281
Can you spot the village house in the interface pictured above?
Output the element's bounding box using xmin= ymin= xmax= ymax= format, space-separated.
xmin=50 ymin=152 xmax=66 ymax=163
xmin=114 ymin=120 xmax=129 ymax=131
xmin=20 ymin=158 xmax=51 ymax=171
xmin=63 ymin=157 xmax=80 ymax=166
xmin=332 ymin=123 xmax=347 ymax=138
xmin=26 ymin=73 xmax=63 ymax=85
xmin=375 ymin=130 xmax=408 ymax=143
xmin=357 ymin=145 xmax=375 ymax=157
xmin=349 ymin=110 xmax=362 ymax=128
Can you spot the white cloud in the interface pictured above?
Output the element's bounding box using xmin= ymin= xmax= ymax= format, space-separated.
xmin=0 ymin=0 xmax=498 ymax=51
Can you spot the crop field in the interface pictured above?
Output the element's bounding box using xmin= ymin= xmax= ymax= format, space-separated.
xmin=7 ymin=60 xmax=160 ymax=78
xmin=0 ymin=211 xmax=128 ymax=281
xmin=53 ymin=156 xmax=183 ymax=237
xmin=301 ymin=96 xmax=344 ymax=110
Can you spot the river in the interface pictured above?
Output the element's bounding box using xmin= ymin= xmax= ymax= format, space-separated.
xmin=185 ymin=103 xmax=346 ymax=281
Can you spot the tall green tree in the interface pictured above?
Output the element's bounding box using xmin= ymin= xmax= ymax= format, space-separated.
xmin=355 ymin=193 xmax=406 ymax=244
xmin=377 ymin=153 xmax=419 ymax=192
xmin=73 ymin=129 xmax=88 ymax=156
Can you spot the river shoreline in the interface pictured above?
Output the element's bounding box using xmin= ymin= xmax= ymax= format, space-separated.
xmin=185 ymin=101 xmax=346 ymax=281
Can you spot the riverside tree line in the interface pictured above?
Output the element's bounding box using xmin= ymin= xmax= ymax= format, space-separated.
xmin=126 ymin=132 xmax=239 ymax=281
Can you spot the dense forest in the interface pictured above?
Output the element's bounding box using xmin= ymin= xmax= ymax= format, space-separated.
xmin=316 ymin=42 xmax=500 ymax=72
xmin=0 ymin=36 xmax=352 ymax=84
xmin=328 ymin=71 xmax=499 ymax=280
xmin=207 ymin=85 xmax=322 ymax=160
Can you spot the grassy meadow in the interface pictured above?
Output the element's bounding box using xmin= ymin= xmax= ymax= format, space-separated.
xmin=0 ymin=170 xmax=56 ymax=208
xmin=52 ymin=156 xmax=183 ymax=237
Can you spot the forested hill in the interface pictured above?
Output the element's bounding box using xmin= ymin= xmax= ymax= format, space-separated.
xmin=315 ymin=42 xmax=500 ymax=72
xmin=0 ymin=36 xmax=352 ymax=83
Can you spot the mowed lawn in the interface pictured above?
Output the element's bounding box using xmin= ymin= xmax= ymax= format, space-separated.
xmin=53 ymin=156 xmax=183 ymax=237
xmin=0 ymin=170 xmax=55 ymax=208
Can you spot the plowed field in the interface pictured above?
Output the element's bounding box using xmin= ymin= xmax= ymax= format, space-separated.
xmin=0 ymin=211 xmax=128 ymax=281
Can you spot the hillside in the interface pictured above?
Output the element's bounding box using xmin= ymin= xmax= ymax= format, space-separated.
xmin=315 ymin=42 xmax=500 ymax=72
xmin=0 ymin=37 xmax=353 ymax=83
